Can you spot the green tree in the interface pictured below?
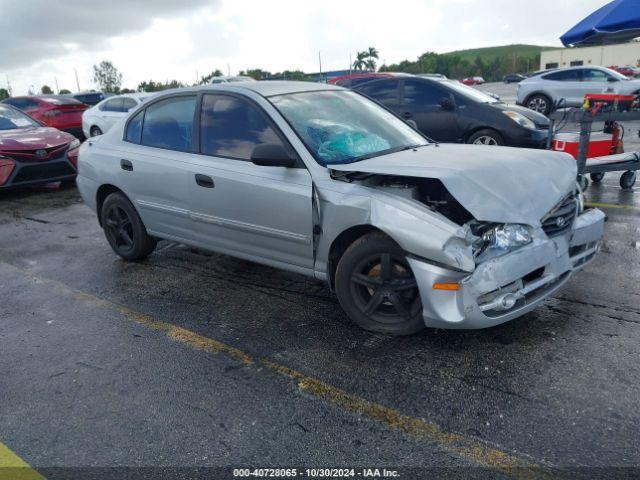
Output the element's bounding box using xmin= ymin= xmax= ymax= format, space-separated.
xmin=41 ymin=85 xmax=53 ymax=94
xmin=92 ymin=60 xmax=123 ymax=93
xmin=200 ymin=69 xmax=223 ymax=84
xmin=238 ymin=69 xmax=272 ymax=80
xmin=59 ymin=88 xmax=71 ymax=94
xmin=137 ymin=79 xmax=184 ymax=92
xmin=353 ymin=51 xmax=368 ymax=70
xmin=120 ymin=88 xmax=135 ymax=94
xmin=0 ymin=88 xmax=9 ymax=100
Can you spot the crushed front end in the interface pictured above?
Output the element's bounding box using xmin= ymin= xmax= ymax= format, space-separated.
xmin=408 ymin=194 xmax=604 ymax=329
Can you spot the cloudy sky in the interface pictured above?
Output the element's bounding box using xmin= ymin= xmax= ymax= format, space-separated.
xmin=1 ymin=0 xmax=608 ymax=95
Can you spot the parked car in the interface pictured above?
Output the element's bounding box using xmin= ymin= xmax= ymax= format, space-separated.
xmin=67 ymin=91 xmax=112 ymax=106
xmin=462 ymin=76 xmax=485 ymax=86
xmin=503 ymin=74 xmax=526 ymax=83
xmin=0 ymin=104 xmax=80 ymax=189
xmin=328 ymin=72 xmax=398 ymax=88
xmin=517 ymin=66 xmax=640 ymax=115
xmin=76 ymin=81 xmax=604 ymax=335
xmin=353 ymin=76 xmax=550 ymax=147
xmin=82 ymin=93 xmax=151 ymax=138
xmin=609 ymin=65 xmax=640 ymax=78
xmin=210 ymin=76 xmax=256 ymax=84
xmin=2 ymin=95 xmax=87 ymax=139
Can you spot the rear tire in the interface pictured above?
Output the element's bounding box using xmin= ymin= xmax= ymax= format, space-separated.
xmin=467 ymin=129 xmax=504 ymax=146
xmin=335 ymin=232 xmax=424 ymax=335
xmin=526 ymin=94 xmax=552 ymax=115
xmin=100 ymin=192 xmax=156 ymax=261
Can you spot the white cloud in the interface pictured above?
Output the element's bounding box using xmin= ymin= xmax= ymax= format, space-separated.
xmin=1 ymin=0 xmax=610 ymax=94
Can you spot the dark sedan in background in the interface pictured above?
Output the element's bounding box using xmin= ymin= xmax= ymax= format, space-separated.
xmin=0 ymin=104 xmax=79 ymax=189
xmin=353 ymin=76 xmax=550 ymax=148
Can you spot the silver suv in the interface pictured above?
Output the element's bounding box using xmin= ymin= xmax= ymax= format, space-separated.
xmin=517 ymin=66 xmax=640 ymax=115
xmin=77 ymin=81 xmax=604 ymax=335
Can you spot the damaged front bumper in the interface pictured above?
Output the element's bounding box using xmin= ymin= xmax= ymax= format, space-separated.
xmin=408 ymin=208 xmax=605 ymax=329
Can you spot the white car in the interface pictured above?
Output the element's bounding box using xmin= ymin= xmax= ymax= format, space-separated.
xmin=210 ymin=75 xmax=256 ymax=84
xmin=517 ymin=66 xmax=640 ymax=115
xmin=82 ymin=93 xmax=150 ymax=138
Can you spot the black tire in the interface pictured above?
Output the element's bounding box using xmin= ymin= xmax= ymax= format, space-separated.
xmin=90 ymin=126 xmax=103 ymax=137
xmin=620 ymin=171 xmax=637 ymax=190
xmin=526 ymin=94 xmax=552 ymax=115
xmin=467 ymin=129 xmax=504 ymax=146
xmin=100 ymin=192 xmax=156 ymax=261
xmin=590 ymin=172 xmax=605 ymax=183
xmin=335 ymin=232 xmax=424 ymax=335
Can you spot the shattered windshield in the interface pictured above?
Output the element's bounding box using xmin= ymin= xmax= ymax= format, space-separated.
xmin=269 ymin=90 xmax=427 ymax=166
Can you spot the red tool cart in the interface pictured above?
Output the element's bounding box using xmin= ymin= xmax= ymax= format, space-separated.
xmin=548 ymin=93 xmax=640 ymax=190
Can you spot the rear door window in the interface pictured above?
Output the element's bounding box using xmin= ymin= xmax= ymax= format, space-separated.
xmin=141 ymin=96 xmax=196 ymax=152
xmin=356 ymin=79 xmax=400 ymax=107
xmin=402 ymin=79 xmax=448 ymax=106
xmin=100 ymin=98 xmax=124 ymax=112
xmin=543 ymin=70 xmax=580 ymax=81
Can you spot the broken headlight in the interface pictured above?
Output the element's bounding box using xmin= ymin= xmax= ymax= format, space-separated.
xmin=472 ymin=224 xmax=532 ymax=257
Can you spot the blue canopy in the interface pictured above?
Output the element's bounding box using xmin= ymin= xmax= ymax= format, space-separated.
xmin=561 ymin=0 xmax=640 ymax=46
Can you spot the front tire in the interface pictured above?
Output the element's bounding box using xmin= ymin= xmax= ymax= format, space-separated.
xmin=467 ymin=129 xmax=504 ymax=146
xmin=100 ymin=192 xmax=156 ymax=261
xmin=335 ymin=232 xmax=424 ymax=335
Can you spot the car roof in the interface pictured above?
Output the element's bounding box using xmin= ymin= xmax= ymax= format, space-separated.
xmin=149 ymin=81 xmax=344 ymax=98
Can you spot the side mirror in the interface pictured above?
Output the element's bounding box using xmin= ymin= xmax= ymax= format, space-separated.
xmin=251 ymin=144 xmax=296 ymax=167
xmin=405 ymin=119 xmax=418 ymax=129
xmin=440 ymin=97 xmax=455 ymax=110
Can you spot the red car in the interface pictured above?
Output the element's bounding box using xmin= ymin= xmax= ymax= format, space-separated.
xmin=609 ymin=65 xmax=640 ymax=78
xmin=0 ymin=104 xmax=80 ymax=189
xmin=1 ymin=95 xmax=87 ymax=139
xmin=462 ymin=76 xmax=485 ymax=86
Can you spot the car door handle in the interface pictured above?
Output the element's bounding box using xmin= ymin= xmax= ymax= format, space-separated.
xmin=402 ymin=111 xmax=413 ymax=119
xmin=195 ymin=174 xmax=215 ymax=188
xmin=120 ymin=159 xmax=133 ymax=171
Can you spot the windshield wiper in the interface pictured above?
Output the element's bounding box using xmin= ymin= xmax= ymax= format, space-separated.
xmin=352 ymin=144 xmax=428 ymax=162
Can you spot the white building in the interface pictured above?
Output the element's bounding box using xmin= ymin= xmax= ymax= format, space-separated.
xmin=540 ymin=42 xmax=640 ymax=70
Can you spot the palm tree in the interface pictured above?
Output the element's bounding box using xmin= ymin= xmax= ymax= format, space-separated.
xmin=367 ymin=47 xmax=379 ymax=61
xmin=353 ymin=51 xmax=368 ymax=71
xmin=364 ymin=58 xmax=377 ymax=71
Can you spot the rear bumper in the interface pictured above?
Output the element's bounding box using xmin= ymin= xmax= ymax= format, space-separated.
xmin=0 ymin=159 xmax=77 ymax=190
xmin=408 ymin=208 xmax=605 ymax=329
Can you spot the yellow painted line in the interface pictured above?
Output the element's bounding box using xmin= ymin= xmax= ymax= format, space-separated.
xmin=585 ymin=201 xmax=638 ymax=210
xmin=0 ymin=442 xmax=45 ymax=480
xmin=3 ymin=262 xmax=553 ymax=479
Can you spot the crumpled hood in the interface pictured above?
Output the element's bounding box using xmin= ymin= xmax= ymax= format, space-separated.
xmin=329 ymin=144 xmax=577 ymax=226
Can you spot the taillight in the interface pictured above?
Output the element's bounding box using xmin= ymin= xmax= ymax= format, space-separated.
xmin=0 ymin=158 xmax=15 ymax=185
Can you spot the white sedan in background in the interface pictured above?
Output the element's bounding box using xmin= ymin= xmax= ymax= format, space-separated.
xmin=82 ymin=93 xmax=150 ymax=138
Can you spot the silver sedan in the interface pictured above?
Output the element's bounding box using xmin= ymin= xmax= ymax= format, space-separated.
xmin=76 ymin=81 xmax=604 ymax=335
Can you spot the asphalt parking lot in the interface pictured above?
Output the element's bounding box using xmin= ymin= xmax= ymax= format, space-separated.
xmin=1 ymin=134 xmax=639 ymax=478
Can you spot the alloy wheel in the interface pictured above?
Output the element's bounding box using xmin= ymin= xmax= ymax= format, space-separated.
xmin=104 ymin=205 xmax=134 ymax=251
xmin=349 ymin=253 xmax=420 ymax=323
xmin=528 ymin=97 xmax=548 ymax=113
xmin=473 ymin=135 xmax=499 ymax=146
